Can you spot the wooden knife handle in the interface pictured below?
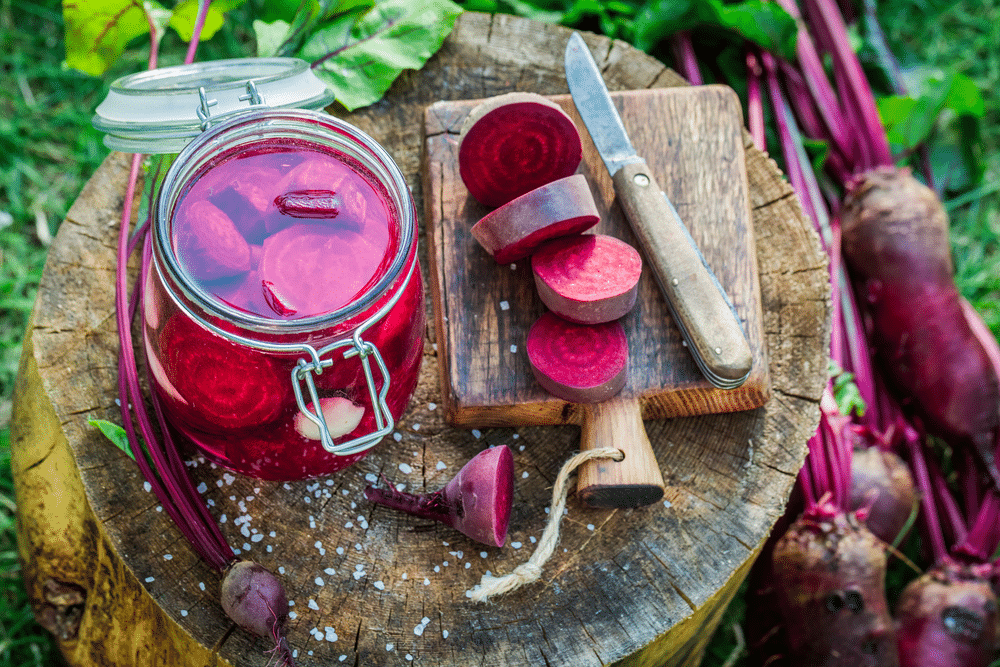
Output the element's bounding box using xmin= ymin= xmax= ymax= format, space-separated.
xmin=612 ymin=160 xmax=753 ymax=388
xmin=576 ymin=397 xmax=664 ymax=509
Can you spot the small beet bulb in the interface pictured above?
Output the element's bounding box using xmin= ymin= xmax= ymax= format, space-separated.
xmin=365 ymin=445 xmax=515 ymax=547
xmin=220 ymin=560 xmax=296 ymax=665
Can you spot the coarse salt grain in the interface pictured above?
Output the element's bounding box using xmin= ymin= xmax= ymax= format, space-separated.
xmin=393 ymin=432 xmax=403 ymax=442
xmin=522 ymin=471 xmax=529 ymax=478
xmin=587 ymin=524 xmax=595 ymax=531
xmin=465 ymin=562 xmax=471 ymax=569
xmin=480 ymin=551 xmax=487 ymax=558
xmin=512 ymin=542 xmax=522 ymax=549
xmin=324 ymin=568 xmax=336 ymax=575
xmin=164 ymin=554 xmax=172 ymax=560
xmin=436 ymin=461 xmax=446 ymax=470
xmin=315 ymin=577 xmax=324 ymax=586
xmin=443 ymin=630 xmax=449 ymax=639
xmin=500 ymin=300 xmax=510 ymax=310
xmin=412 ymin=423 xmax=421 ymax=431
xmin=336 ymin=547 xmax=345 ymax=555
xmin=471 ymin=429 xmax=481 ymax=439
xmin=510 ymin=344 xmax=518 ymax=353
xmin=428 ymin=402 xmax=437 ymax=410
xmin=386 ymin=643 xmax=394 ymax=652
xmin=196 ymin=482 xmax=207 ymax=494
xmin=325 ymin=627 xmax=338 ymax=642
xmin=398 ymin=462 xmax=413 ymax=474
xmin=374 ymin=580 xmax=385 ymax=590
xmin=199 ymin=581 xmax=205 ymax=590
xmin=289 ymin=611 xmax=297 ymax=619
xmin=145 ymin=577 xmax=154 ymax=583
xmin=308 ymin=599 xmax=319 ymax=610
xmin=365 ymin=473 xmax=378 ymax=483
xmin=423 ymin=578 xmax=430 ymax=585
xmin=143 ymin=481 xmax=152 ymax=493
xmin=181 ymin=609 xmax=188 ymax=617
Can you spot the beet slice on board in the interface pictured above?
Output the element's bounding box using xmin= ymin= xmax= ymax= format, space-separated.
xmin=471 ymin=174 xmax=600 ymax=264
xmin=531 ymin=233 xmax=643 ymax=324
xmin=458 ymin=91 xmax=583 ymax=208
xmin=526 ymin=311 xmax=629 ymax=404
xmin=174 ymin=199 xmax=252 ymax=281
xmin=257 ymin=223 xmax=386 ymax=318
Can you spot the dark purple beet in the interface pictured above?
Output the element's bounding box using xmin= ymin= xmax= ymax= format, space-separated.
xmin=771 ymin=508 xmax=899 ymax=666
xmin=895 ymin=561 xmax=1000 ymax=667
xmin=849 ymin=445 xmax=917 ymax=545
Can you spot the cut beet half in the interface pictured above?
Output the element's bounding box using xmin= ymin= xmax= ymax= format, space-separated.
xmin=526 ymin=311 xmax=629 ymax=404
xmin=531 ymin=233 xmax=642 ymax=324
xmin=257 ymin=223 xmax=387 ymax=318
xmin=458 ymin=92 xmax=583 ymax=208
xmin=157 ymin=313 xmax=291 ymax=431
xmin=471 ymin=174 xmax=600 ymax=264
xmin=174 ymin=199 xmax=252 ymax=281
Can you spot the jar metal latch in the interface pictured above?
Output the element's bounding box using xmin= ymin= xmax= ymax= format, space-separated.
xmin=197 ymin=80 xmax=268 ymax=132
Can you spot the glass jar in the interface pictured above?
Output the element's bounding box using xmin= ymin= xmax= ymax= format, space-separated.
xmin=141 ymin=108 xmax=424 ymax=481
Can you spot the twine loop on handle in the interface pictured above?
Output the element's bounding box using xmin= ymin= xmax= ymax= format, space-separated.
xmin=466 ymin=446 xmax=624 ymax=603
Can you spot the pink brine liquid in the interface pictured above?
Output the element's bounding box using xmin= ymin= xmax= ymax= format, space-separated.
xmin=143 ymin=140 xmax=424 ymax=480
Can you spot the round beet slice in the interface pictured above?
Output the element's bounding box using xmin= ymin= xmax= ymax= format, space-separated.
xmin=458 ymin=92 xmax=583 ymax=208
xmin=157 ymin=313 xmax=290 ymax=431
xmin=258 ymin=223 xmax=386 ymax=318
xmin=531 ymin=234 xmax=642 ymax=324
xmin=174 ymin=199 xmax=252 ymax=281
xmin=526 ymin=311 xmax=629 ymax=403
xmin=471 ymin=174 xmax=600 ymax=264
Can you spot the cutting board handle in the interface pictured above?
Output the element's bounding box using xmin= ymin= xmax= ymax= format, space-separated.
xmin=576 ymin=398 xmax=665 ymax=508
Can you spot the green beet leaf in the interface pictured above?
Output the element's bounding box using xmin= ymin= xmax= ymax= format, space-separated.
xmin=63 ymin=0 xmax=163 ymax=76
xmin=298 ymin=0 xmax=463 ymax=111
xmin=88 ymin=419 xmax=135 ymax=461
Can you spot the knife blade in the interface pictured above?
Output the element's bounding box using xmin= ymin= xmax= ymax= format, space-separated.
xmin=564 ymin=32 xmax=752 ymax=389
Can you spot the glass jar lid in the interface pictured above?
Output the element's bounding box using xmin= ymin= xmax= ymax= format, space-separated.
xmin=92 ymin=57 xmax=336 ymax=154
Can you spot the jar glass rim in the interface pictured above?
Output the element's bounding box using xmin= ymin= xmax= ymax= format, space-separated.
xmin=153 ymin=108 xmax=416 ymax=339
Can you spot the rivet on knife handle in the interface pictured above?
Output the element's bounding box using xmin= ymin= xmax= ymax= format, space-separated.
xmin=612 ymin=161 xmax=753 ymax=388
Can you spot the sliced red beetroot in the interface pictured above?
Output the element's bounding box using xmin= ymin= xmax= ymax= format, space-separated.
xmin=157 ymin=312 xmax=290 ymax=431
xmin=458 ymin=92 xmax=583 ymax=207
xmin=526 ymin=311 xmax=629 ymax=403
xmin=471 ymin=174 xmax=600 ymax=264
xmin=258 ymin=223 xmax=385 ymax=318
xmin=531 ymin=234 xmax=642 ymax=324
xmin=207 ymin=168 xmax=279 ymax=243
xmin=174 ymin=199 xmax=252 ymax=281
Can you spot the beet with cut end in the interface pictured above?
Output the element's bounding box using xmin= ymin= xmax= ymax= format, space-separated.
xmin=526 ymin=311 xmax=629 ymax=403
xmin=531 ymin=233 xmax=642 ymax=324
xmin=849 ymin=443 xmax=917 ymax=545
xmin=258 ymin=223 xmax=387 ymax=318
xmin=458 ymin=91 xmax=583 ymax=208
xmin=174 ymin=199 xmax=252 ymax=281
xmin=365 ymin=445 xmax=515 ymax=547
xmin=471 ymin=174 xmax=600 ymax=264
xmin=895 ymin=561 xmax=1000 ymax=667
xmin=157 ymin=312 xmax=291 ymax=432
xmin=771 ymin=510 xmax=899 ymax=666
xmin=840 ymin=167 xmax=1000 ymax=487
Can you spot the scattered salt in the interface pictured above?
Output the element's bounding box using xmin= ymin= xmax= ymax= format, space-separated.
xmin=324 ymin=568 xmax=336 ymax=575
xmin=512 ymin=542 xmax=522 ymax=549
xmin=480 ymin=551 xmax=488 ymax=558
xmin=145 ymin=577 xmax=154 ymax=583
xmin=164 ymin=554 xmax=172 ymax=560
xmin=401 ymin=573 xmax=408 ymax=580
xmin=423 ymin=578 xmax=430 ymax=585
xmin=443 ymin=630 xmax=449 ymax=639
xmin=365 ymin=473 xmax=378 ymax=483
xmin=345 ymin=521 xmax=354 ymax=529
xmin=412 ymin=423 xmax=421 ymax=431
xmin=243 ymin=542 xmax=251 ymax=551
xmin=465 ymin=562 xmax=471 ymax=569
xmin=336 ymin=547 xmax=345 ymax=556
xmin=315 ymin=577 xmax=324 ymax=586
xmin=374 ymin=580 xmax=385 ymax=590
xmin=663 ymin=500 xmax=673 ymax=508
xmin=143 ymin=481 xmax=152 ymax=493
xmin=325 ymin=627 xmax=338 ymax=642
xmin=433 ymin=566 xmax=440 ymax=573
xmin=156 ymin=506 xmax=162 ymax=512
xmin=199 ymin=581 xmax=205 ymax=591
xmin=308 ymin=599 xmax=319 ymax=610
xmin=406 ymin=655 xmax=413 ymax=661
xmin=219 ymin=514 xmax=227 ymax=524
xmin=393 ymin=432 xmax=403 ymax=442
xmin=510 ymin=344 xmax=517 ymax=353
xmin=181 ymin=609 xmax=188 ymax=617
xmin=399 ymin=463 xmax=413 ymax=474
xmin=289 ymin=611 xmax=297 ymax=619
xmin=436 ymin=461 xmax=446 ymax=470
xmin=499 ymin=300 xmax=510 ymax=310
xmin=522 ymin=471 xmax=529 ymax=479
xmin=428 ymin=402 xmax=437 ymax=411
xmin=278 ymin=566 xmax=285 ymax=574
xmin=471 ymin=429 xmax=481 ymax=439
xmin=196 ymin=482 xmax=207 ymax=494
xmin=251 ymin=533 xmax=263 ymax=543
xmin=386 ymin=643 xmax=394 ymax=652
xmin=587 ymin=524 xmax=595 ymax=531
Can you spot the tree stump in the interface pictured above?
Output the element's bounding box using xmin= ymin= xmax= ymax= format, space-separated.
xmin=11 ymin=12 xmax=829 ymax=667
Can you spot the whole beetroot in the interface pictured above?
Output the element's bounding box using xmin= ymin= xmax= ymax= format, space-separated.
xmin=895 ymin=561 xmax=1000 ymax=667
xmin=220 ymin=559 xmax=295 ymax=664
xmin=840 ymin=167 xmax=1000 ymax=487
xmin=771 ymin=508 xmax=899 ymax=666
xmin=849 ymin=443 xmax=917 ymax=545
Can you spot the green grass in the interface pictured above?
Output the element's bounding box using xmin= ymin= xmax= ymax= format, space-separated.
xmin=0 ymin=1 xmax=997 ymax=666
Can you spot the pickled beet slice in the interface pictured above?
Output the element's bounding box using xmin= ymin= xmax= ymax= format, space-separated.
xmin=207 ymin=169 xmax=278 ymax=243
xmin=531 ymin=234 xmax=642 ymax=324
xmin=458 ymin=92 xmax=583 ymax=207
xmin=174 ymin=199 xmax=252 ymax=281
xmin=471 ymin=174 xmax=600 ymax=264
xmin=526 ymin=311 xmax=629 ymax=403
xmin=157 ymin=313 xmax=290 ymax=431
xmin=258 ymin=223 xmax=385 ymax=318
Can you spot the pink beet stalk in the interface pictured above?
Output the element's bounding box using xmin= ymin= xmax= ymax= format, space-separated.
xmin=365 ymin=445 xmax=515 ymax=548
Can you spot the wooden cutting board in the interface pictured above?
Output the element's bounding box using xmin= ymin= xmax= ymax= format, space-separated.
xmin=422 ymin=85 xmax=770 ymax=504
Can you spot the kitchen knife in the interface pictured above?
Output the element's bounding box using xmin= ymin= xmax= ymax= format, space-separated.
xmin=564 ymin=32 xmax=753 ymax=389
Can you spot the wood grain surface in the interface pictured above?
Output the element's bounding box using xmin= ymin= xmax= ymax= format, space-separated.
xmin=424 ymin=86 xmax=769 ymax=429
xmin=11 ymin=12 xmax=830 ymax=667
